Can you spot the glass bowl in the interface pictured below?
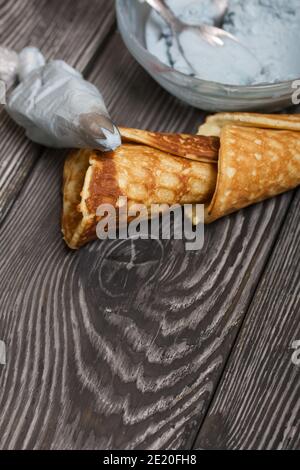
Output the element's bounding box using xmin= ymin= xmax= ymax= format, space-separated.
xmin=116 ymin=0 xmax=298 ymax=112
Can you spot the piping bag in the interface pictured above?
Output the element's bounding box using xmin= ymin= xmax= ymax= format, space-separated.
xmin=0 ymin=46 xmax=121 ymax=151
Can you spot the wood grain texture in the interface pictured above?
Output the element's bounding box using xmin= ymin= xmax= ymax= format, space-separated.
xmin=0 ymin=27 xmax=297 ymax=449
xmin=0 ymin=0 xmax=115 ymax=224
xmin=194 ymin=190 xmax=300 ymax=450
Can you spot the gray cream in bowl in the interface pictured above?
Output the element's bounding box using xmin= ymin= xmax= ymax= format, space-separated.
xmin=146 ymin=0 xmax=300 ymax=86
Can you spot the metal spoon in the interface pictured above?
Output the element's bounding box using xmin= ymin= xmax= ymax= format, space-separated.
xmin=145 ymin=0 xmax=261 ymax=78
xmin=145 ymin=0 xmax=236 ymax=48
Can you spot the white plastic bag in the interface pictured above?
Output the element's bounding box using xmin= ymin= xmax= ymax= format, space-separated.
xmin=4 ymin=47 xmax=121 ymax=151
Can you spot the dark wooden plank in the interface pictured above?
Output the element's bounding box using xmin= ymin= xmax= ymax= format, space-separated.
xmin=0 ymin=31 xmax=295 ymax=450
xmin=0 ymin=0 xmax=115 ymax=224
xmin=194 ymin=190 xmax=300 ymax=450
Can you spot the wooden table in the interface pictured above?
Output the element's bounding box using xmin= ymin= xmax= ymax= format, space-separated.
xmin=0 ymin=0 xmax=299 ymax=450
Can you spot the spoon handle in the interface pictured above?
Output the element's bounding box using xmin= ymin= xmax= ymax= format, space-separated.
xmin=145 ymin=0 xmax=181 ymax=31
xmin=145 ymin=0 xmax=196 ymax=75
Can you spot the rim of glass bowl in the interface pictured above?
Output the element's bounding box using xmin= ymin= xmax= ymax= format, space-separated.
xmin=116 ymin=0 xmax=299 ymax=98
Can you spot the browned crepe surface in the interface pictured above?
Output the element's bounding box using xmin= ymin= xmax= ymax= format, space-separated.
xmin=63 ymin=144 xmax=217 ymax=249
xmin=120 ymin=127 xmax=219 ymax=163
xmin=197 ymin=124 xmax=300 ymax=224
xmin=198 ymin=112 xmax=300 ymax=137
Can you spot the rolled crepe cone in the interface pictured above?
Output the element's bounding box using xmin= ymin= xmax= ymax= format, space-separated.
xmin=62 ymin=144 xmax=218 ymax=249
xmin=119 ymin=127 xmax=220 ymax=163
xmin=192 ymin=124 xmax=300 ymax=225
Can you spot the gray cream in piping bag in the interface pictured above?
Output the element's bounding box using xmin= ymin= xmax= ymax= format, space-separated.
xmin=0 ymin=46 xmax=121 ymax=151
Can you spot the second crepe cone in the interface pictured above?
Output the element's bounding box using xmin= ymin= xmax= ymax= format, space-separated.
xmin=194 ymin=113 xmax=300 ymax=224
